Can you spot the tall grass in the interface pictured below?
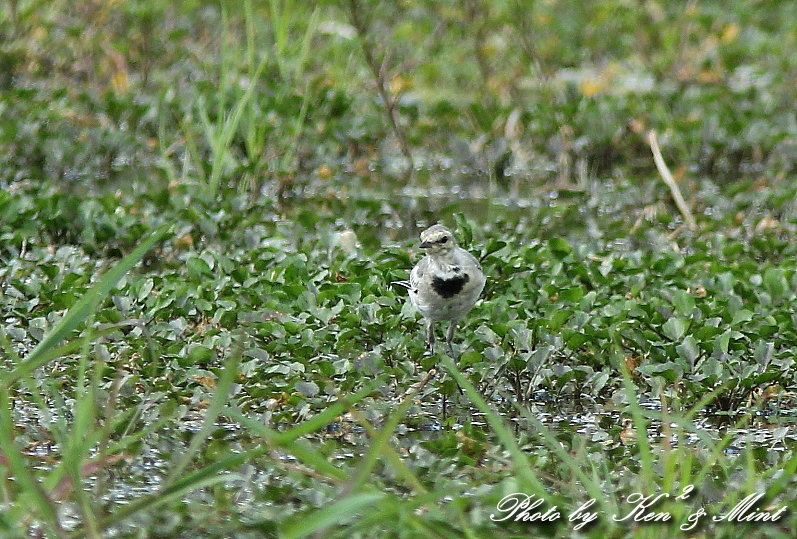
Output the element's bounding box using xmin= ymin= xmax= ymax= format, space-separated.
xmin=171 ymin=0 xmax=320 ymax=200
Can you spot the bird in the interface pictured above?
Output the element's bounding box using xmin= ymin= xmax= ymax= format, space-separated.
xmin=404 ymin=224 xmax=486 ymax=357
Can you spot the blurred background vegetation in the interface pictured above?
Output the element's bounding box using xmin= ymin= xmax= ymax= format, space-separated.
xmin=3 ymin=0 xmax=796 ymax=200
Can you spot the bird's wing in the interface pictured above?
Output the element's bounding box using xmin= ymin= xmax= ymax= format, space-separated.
xmin=454 ymin=248 xmax=481 ymax=271
xmin=455 ymin=248 xmax=486 ymax=292
xmin=409 ymin=258 xmax=428 ymax=290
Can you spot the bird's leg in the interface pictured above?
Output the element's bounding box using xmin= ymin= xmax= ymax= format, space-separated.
xmin=446 ymin=320 xmax=458 ymax=357
xmin=424 ymin=319 xmax=435 ymax=356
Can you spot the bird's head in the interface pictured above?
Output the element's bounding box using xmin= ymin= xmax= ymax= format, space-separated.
xmin=419 ymin=224 xmax=457 ymax=255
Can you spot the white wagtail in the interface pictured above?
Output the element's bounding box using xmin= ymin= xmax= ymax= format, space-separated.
xmin=403 ymin=224 xmax=486 ymax=357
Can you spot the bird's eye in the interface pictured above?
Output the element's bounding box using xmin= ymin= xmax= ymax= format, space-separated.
xmin=440 ymin=237 xmax=448 ymax=243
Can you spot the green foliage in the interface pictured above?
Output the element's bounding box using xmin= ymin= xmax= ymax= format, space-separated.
xmin=1 ymin=1 xmax=797 ymax=538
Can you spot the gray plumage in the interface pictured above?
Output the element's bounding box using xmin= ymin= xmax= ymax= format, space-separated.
xmin=407 ymin=224 xmax=486 ymax=356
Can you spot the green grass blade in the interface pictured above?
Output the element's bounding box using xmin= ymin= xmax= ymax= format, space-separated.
xmin=440 ymin=356 xmax=551 ymax=500
xmin=0 ymin=388 xmax=61 ymax=535
xmin=281 ymin=491 xmax=386 ymax=539
xmin=2 ymin=223 xmax=171 ymax=390
xmin=507 ymin=394 xmax=620 ymax=516
xmin=1 ymin=327 xmax=116 ymax=388
xmin=227 ymin=409 xmax=349 ymax=481
xmin=163 ymin=334 xmax=243 ymax=487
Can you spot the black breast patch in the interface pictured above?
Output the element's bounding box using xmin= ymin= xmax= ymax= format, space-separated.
xmin=431 ymin=273 xmax=470 ymax=298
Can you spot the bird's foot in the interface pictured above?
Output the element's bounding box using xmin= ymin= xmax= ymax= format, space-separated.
xmin=446 ymin=342 xmax=456 ymax=358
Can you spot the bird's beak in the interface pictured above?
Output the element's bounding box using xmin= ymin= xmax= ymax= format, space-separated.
xmin=420 ymin=241 xmax=432 ymax=249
